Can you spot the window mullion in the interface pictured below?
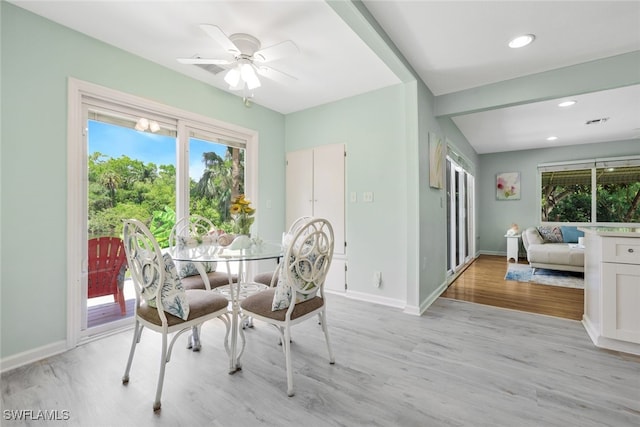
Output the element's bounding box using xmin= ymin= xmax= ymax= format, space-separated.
xmin=176 ymin=121 xmax=190 ymax=221
xmin=591 ymin=167 xmax=597 ymax=224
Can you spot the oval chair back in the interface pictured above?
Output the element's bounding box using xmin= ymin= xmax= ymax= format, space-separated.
xmin=122 ymin=219 xmax=167 ymax=322
xmin=168 ymin=214 xmax=218 ymax=249
xmin=282 ymin=217 xmax=334 ymax=313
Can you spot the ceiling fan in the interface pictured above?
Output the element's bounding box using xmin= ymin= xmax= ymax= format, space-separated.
xmin=177 ymin=24 xmax=299 ymax=91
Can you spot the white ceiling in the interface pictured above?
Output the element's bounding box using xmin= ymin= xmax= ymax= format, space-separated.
xmin=9 ymin=0 xmax=640 ymax=154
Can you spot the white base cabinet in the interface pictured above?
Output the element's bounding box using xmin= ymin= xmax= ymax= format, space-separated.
xmin=581 ymin=228 xmax=640 ymax=355
xmin=601 ymin=262 xmax=640 ymax=343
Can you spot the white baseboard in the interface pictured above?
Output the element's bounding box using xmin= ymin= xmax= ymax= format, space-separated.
xmin=416 ymin=279 xmax=449 ymax=315
xmin=479 ymin=250 xmax=505 ymax=257
xmin=479 ymin=249 xmax=526 ymax=259
xmin=582 ymin=315 xmax=600 ymax=345
xmin=403 ymin=304 xmax=421 ymax=316
xmin=336 ymin=278 xmax=449 ymax=317
xmin=582 ymin=315 xmax=640 ymax=356
xmin=342 ymin=289 xmax=405 ymax=310
xmin=1 ymin=340 xmax=68 ymax=374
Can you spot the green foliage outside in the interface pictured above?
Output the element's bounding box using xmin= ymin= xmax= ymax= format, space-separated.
xmin=542 ymin=181 xmax=640 ymax=223
xmin=542 ymin=184 xmax=592 ymax=222
xmin=88 ymin=147 xmax=244 ymax=247
xmin=596 ymin=182 xmax=640 ymax=222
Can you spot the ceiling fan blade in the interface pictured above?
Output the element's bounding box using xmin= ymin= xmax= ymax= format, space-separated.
xmin=199 ymin=24 xmax=239 ymax=55
xmin=253 ymin=40 xmax=299 ymax=63
xmin=177 ymin=57 xmax=233 ymax=65
xmin=256 ymin=65 xmax=297 ymax=84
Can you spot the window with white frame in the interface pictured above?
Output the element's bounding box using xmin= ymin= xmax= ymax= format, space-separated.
xmin=539 ymin=157 xmax=640 ymax=224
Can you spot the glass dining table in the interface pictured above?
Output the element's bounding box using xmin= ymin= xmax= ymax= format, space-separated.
xmin=166 ymin=240 xmax=283 ymax=373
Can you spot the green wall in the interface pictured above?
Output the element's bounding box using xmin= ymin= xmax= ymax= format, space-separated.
xmin=0 ymin=2 xmax=286 ymax=359
xmin=284 ymin=77 xmax=481 ymax=313
xmin=478 ymin=139 xmax=640 ymax=255
xmin=285 ymin=84 xmax=413 ymax=306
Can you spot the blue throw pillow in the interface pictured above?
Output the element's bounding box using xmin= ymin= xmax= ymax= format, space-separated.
xmin=560 ymin=226 xmax=584 ymax=243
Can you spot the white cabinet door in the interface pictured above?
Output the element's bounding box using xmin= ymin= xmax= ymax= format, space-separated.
xmin=286 ymin=144 xmax=345 ymax=254
xmin=285 ymin=149 xmax=313 ymax=228
xmin=313 ymin=144 xmax=345 ymax=255
xmin=602 ymin=262 xmax=640 ymax=344
xmin=324 ymin=258 xmax=346 ymax=293
xmin=286 ymin=144 xmax=346 ymax=292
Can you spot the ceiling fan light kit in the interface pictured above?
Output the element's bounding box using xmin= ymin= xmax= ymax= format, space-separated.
xmin=224 ymin=66 xmax=241 ymax=87
xmin=239 ymin=61 xmax=261 ymax=89
xmin=178 ymin=24 xmax=298 ymax=100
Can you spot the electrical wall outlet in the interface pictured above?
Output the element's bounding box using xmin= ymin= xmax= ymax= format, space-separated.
xmin=363 ymin=191 xmax=374 ymax=202
xmin=373 ymin=271 xmax=382 ymax=288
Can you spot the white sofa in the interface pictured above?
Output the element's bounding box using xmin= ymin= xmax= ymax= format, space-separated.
xmin=521 ymin=226 xmax=584 ymax=273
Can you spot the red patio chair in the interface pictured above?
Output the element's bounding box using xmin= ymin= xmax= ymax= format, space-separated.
xmin=88 ymin=237 xmax=128 ymax=315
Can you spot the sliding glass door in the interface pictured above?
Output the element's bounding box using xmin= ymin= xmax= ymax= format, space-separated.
xmin=447 ymin=156 xmax=474 ymax=276
xmin=84 ymin=109 xmax=177 ymax=333
xmin=69 ymin=79 xmax=257 ymax=343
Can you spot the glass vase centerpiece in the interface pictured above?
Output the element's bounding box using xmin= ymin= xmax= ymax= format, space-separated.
xmin=230 ymin=194 xmax=255 ymax=236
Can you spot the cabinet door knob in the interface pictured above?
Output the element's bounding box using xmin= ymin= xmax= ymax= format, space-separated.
xmin=629 ymin=248 xmax=635 ymax=253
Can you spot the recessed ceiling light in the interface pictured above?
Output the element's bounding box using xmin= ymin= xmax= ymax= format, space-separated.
xmin=546 ymin=136 xmax=558 ymax=141
xmin=558 ymin=100 xmax=577 ymax=107
xmin=508 ymin=34 xmax=535 ymax=48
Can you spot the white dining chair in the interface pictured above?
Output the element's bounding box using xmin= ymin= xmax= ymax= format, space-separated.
xmin=240 ymin=217 xmax=335 ymax=396
xmin=122 ymin=219 xmax=231 ymax=411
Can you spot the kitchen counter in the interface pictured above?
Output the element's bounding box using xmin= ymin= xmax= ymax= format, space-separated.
xmin=578 ymin=226 xmax=640 ymax=238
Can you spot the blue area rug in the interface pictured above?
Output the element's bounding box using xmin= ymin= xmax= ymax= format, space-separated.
xmin=505 ymin=263 xmax=584 ymax=289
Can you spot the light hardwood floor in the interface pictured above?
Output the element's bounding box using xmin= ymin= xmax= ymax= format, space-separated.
xmin=442 ymin=255 xmax=584 ymax=320
xmin=2 ymin=291 xmax=638 ymax=426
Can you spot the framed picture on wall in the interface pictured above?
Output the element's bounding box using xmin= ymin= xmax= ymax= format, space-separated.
xmin=496 ymin=172 xmax=520 ymax=200
xmin=429 ymin=132 xmax=444 ymax=189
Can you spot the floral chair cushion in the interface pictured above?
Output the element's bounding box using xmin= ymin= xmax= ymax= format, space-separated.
xmin=140 ymin=253 xmax=190 ymax=320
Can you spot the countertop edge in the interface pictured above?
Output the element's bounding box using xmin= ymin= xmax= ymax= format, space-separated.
xmin=578 ymin=226 xmax=640 ymax=238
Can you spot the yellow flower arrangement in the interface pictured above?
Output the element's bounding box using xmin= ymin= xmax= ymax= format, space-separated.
xmin=230 ymin=194 xmax=255 ymax=235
